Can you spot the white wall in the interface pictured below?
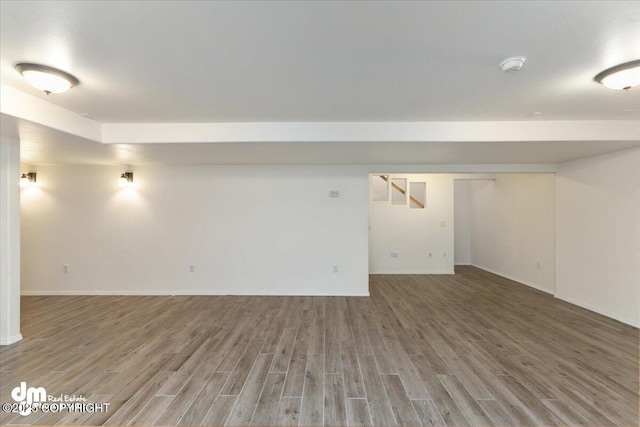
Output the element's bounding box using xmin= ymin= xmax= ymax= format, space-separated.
xmin=470 ymin=174 xmax=555 ymax=294
xmin=369 ymin=174 xmax=455 ymax=274
xmin=556 ymin=148 xmax=640 ymax=327
xmin=454 ymin=180 xmax=471 ymax=265
xmin=19 ymin=156 xmax=639 ymax=327
xmin=20 ymin=165 xmax=369 ymax=296
xmin=0 ymin=136 xmax=22 ymax=345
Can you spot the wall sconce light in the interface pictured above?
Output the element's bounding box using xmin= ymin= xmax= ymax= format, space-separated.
xmin=119 ymin=172 xmax=133 ymax=187
xmin=20 ymin=172 xmax=37 ymax=187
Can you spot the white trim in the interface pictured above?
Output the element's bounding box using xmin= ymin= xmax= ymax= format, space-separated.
xmin=1 ymin=84 xmax=101 ymax=142
xmin=368 ymin=165 xmax=557 ymax=173
xmin=102 ymin=121 xmax=640 ymax=144
xmin=21 ymin=290 xmax=370 ymax=297
xmin=454 ymin=262 xmax=472 ymax=266
xmin=555 ymin=293 xmax=639 ymax=328
xmin=471 ymin=264 xmax=554 ymax=295
xmin=0 ymin=333 xmax=23 ymax=346
xmin=3 ymin=86 xmax=639 ymax=146
xmin=473 ymin=265 xmax=638 ymax=328
xmin=369 ymin=270 xmax=455 ymax=275
xmin=0 ymin=137 xmax=22 ymax=348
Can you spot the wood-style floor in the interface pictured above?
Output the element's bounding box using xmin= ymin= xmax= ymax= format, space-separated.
xmin=1 ymin=266 xmax=638 ymax=426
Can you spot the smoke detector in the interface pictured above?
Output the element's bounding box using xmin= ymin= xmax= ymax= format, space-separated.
xmin=500 ymin=56 xmax=526 ymax=72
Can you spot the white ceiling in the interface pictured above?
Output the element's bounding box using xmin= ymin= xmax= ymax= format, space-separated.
xmin=1 ymin=0 xmax=639 ymax=123
xmin=1 ymin=1 xmax=639 ymax=166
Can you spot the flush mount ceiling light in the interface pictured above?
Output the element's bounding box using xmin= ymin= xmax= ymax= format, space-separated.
xmin=15 ymin=63 xmax=79 ymax=95
xmin=499 ymin=56 xmax=526 ymax=73
xmin=594 ymin=60 xmax=640 ymax=91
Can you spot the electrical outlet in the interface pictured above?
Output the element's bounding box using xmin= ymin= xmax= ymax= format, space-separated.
xmin=189 ymin=265 xmax=195 ymax=273
xmin=440 ymin=221 xmax=447 ymax=227
xmin=329 ymin=190 xmax=340 ymax=198
xmin=428 ymin=253 xmax=432 ymax=258
xmin=390 ymin=252 xmax=399 ymax=258
xmin=443 ymin=252 xmax=447 ymax=258
xmin=536 ymin=261 xmax=541 ymax=269
xmin=332 ymin=265 xmax=339 ymax=273
xmin=63 ymin=264 xmax=69 ymax=273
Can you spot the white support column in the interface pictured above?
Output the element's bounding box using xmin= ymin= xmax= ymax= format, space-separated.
xmin=0 ymin=136 xmax=22 ymax=345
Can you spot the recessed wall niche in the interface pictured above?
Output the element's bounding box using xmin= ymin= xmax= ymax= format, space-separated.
xmin=410 ymin=182 xmax=426 ymax=209
xmin=391 ymin=178 xmax=407 ymax=205
xmin=372 ymin=175 xmax=389 ymax=201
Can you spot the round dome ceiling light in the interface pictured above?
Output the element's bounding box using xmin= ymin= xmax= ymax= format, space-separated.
xmin=15 ymin=63 xmax=79 ymax=95
xmin=500 ymin=56 xmax=526 ymax=73
xmin=594 ymin=60 xmax=640 ymax=91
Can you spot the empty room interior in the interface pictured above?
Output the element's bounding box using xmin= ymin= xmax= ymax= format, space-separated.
xmin=1 ymin=1 xmax=639 ymax=426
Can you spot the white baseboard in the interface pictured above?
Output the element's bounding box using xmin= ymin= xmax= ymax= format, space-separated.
xmin=21 ymin=290 xmax=370 ymax=297
xmin=454 ymin=262 xmax=472 ymax=266
xmin=0 ymin=333 xmax=23 ymax=346
xmin=471 ymin=264 xmax=554 ymax=295
xmin=472 ymin=265 xmax=638 ymax=329
xmin=555 ymin=293 xmax=639 ymax=328
xmin=369 ymin=270 xmax=455 ymax=275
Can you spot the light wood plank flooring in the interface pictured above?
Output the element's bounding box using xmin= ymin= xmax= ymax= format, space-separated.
xmin=1 ymin=266 xmax=638 ymax=426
